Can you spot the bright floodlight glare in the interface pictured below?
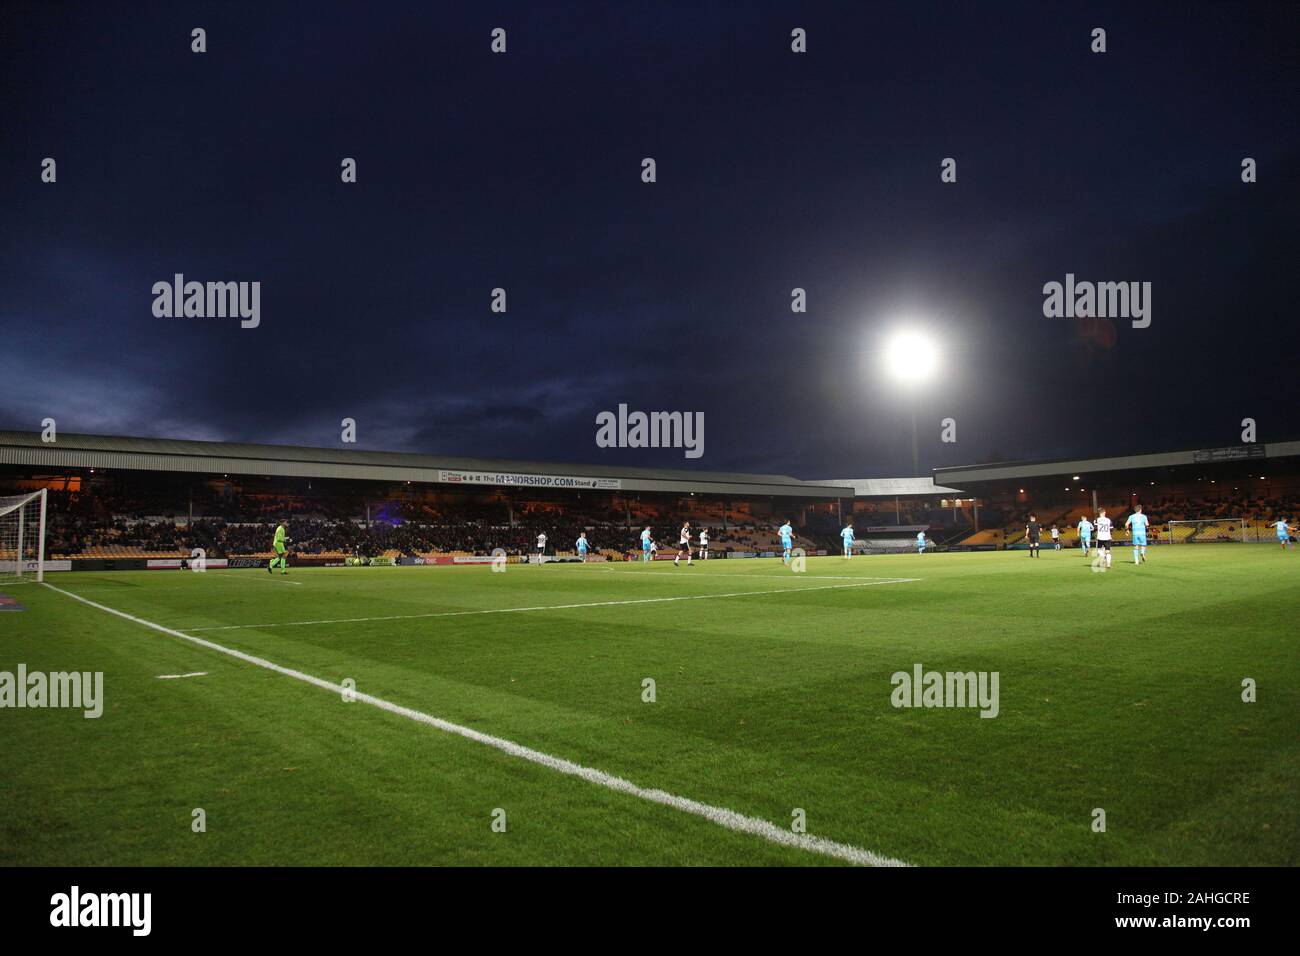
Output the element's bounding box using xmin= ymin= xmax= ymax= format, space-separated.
xmin=885 ymin=331 xmax=938 ymax=383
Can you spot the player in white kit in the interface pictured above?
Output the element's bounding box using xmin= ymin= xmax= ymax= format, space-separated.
xmin=674 ymin=522 xmax=693 ymax=567
xmin=1094 ymin=509 xmax=1113 ymax=569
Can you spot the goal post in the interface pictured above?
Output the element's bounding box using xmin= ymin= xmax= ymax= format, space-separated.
xmin=1167 ymin=517 xmax=1247 ymax=544
xmin=0 ymin=489 xmax=48 ymax=584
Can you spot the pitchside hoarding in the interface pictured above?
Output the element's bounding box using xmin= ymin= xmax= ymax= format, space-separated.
xmin=0 ymin=560 xmax=73 ymax=573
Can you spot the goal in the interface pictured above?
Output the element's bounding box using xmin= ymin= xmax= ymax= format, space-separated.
xmin=0 ymin=489 xmax=48 ymax=584
xmin=1167 ymin=518 xmax=1246 ymax=544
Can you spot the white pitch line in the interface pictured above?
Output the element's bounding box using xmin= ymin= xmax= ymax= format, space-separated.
xmin=41 ymin=581 xmax=907 ymax=867
xmin=177 ymin=577 xmax=919 ymax=632
xmin=590 ymin=567 xmax=907 ymax=582
xmin=70 ymin=575 xmax=304 ymax=587
xmin=156 ymin=671 xmax=208 ymax=679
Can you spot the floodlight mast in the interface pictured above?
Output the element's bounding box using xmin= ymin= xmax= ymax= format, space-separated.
xmin=883 ymin=331 xmax=938 ymax=478
xmin=910 ymin=404 xmax=919 ymax=478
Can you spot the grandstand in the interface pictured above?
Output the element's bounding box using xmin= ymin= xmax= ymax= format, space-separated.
xmin=935 ymin=441 xmax=1300 ymax=549
xmin=3 ymin=433 xmax=1298 ymax=567
xmin=0 ymin=431 xmax=862 ymax=566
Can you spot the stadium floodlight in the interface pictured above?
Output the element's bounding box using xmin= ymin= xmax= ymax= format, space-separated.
xmin=884 ymin=331 xmax=939 ymax=383
xmin=883 ymin=330 xmax=939 ymax=477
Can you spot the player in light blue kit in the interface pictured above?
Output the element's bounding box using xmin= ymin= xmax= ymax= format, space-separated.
xmin=1077 ymin=515 xmax=1093 ymax=556
xmin=840 ymin=522 xmax=855 ymax=559
xmin=1276 ymin=517 xmax=1294 ymax=551
xmin=639 ymin=527 xmax=653 ymax=562
xmin=916 ymin=531 xmax=926 ymax=554
xmin=576 ymin=532 xmax=590 ymax=562
xmin=778 ymin=520 xmax=794 ymax=564
xmin=1124 ymin=504 xmax=1150 ymax=565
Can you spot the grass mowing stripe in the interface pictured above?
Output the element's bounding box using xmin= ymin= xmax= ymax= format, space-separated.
xmin=40 ymin=581 xmax=910 ymax=868
xmin=178 ymin=577 xmax=919 ymax=631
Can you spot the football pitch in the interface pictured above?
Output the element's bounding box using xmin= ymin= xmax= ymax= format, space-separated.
xmin=2 ymin=547 xmax=1297 ymax=867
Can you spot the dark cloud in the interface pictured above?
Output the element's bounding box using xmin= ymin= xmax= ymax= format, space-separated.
xmin=1 ymin=1 xmax=1297 ymax=478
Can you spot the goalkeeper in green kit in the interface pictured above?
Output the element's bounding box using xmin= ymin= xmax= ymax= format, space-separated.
xmin=268 ymin=521 xmax=289 ymax=574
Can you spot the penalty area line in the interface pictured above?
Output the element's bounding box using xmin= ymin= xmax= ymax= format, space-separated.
xmin=177 ymin=577 xmax=920 ymax=632
xmin=587 ymin=567 xmax=910 ymax=582
xmin=41 ymin=581 xmax=908 ymax=868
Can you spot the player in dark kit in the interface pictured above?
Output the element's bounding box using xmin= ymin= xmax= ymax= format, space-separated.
xmin=1025 ymin=514 xmax=1042 ymax=558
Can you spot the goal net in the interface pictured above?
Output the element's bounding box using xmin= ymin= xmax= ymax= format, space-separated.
xmin=0 ymin=489 xmax=48 ymax=584
xmin=1167 ymin=518 xmax=1246 ymax=544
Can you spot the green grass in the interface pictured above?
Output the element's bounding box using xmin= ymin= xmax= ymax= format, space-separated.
xmin=2 ymin=546 xmax=1297 ymax=866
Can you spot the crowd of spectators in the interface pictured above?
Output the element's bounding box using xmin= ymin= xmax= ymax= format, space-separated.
xmin=35 ymin=480 xmax=1300 ymax=558
xmin=45 ymin=510 xmax=846 ymax=558
xmin=1144 ymin=490 xmax=1300 ymax=523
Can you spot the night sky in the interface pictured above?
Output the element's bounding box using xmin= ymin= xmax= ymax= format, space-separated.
xmin=2 ymin=1 xmax=1297 ymax=479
